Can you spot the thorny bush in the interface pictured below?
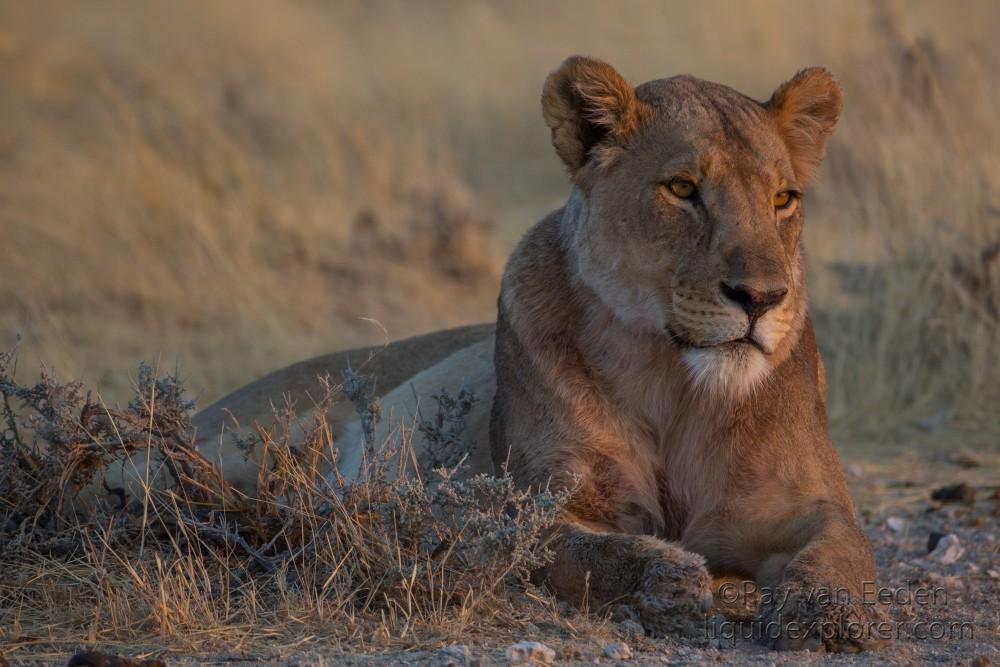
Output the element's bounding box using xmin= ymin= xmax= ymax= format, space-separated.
xmin=0 ymin=347 xmax=568 ymax=649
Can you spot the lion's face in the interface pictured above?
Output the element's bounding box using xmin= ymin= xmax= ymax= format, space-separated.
xmin=543 ymin=58 xmax=842 ymax=395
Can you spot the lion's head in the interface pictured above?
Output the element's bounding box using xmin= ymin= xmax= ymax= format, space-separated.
xmin=542 ymin=56 xmax=842 ymax=396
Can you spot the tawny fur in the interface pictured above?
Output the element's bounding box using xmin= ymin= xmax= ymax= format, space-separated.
xmin=487 ymin=56 xmax=882 ymax=651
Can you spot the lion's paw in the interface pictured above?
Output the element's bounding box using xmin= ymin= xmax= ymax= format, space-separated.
xmin=628 ymin=544 xmax=713 ymax=637
xmin=755 ymin=582 xmax=890 ymax=652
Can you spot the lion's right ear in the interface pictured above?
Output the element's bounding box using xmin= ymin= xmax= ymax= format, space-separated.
xmin=767 ymin=67 xmax=843 ymax=184
xmin=542 ymin=56 xmax=644 ymax=176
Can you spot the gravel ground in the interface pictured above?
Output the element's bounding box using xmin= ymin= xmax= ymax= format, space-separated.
xmin=245 ymin=451 xmax=1000 ymax=666
xmin=13 ymin=450 xmax=999 ymax=667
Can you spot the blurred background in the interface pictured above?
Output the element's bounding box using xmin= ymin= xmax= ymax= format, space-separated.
xmin=1 ymin=0 xmax=997 ymax=451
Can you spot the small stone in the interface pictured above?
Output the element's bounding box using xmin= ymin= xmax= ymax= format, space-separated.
xmin=987 ymin=568 xmax=1000 ymax=579
xmin=560 ymin=645 xmax=582 ymax=660
xmin=886 ymin=516 xmax=908 ymax=533
xmin=619 ymin=619 xmax=645 ymax=638
xmin=505 ymin=641 xmax=556 ymax=665
xmin=971 ymin=656 xmax=992 ymax=667
xmin=931 ymin=482 xmax=976 ymax=505
xmin=927 ymin=531 xmax=947 ymax=553
xmin=441 ymin=644 xmax=470 ymax=666
xmin=928 ymin=533 xmax=965 ymax=564
xmin=283 ymin=656 xmax=328 ymax=667
xmin=524 ymin=622 xmax=540 ymax=635
xmin=603 ymin=642 xmax=632 ymax=660
xmin=923 ymin=572 xmax=964 ymax=589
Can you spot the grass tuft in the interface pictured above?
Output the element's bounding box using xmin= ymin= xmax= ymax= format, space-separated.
xmin=0 ymin=351 xmax=576 ymax=659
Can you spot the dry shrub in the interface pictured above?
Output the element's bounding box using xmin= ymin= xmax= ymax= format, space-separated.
xmin=0 ymin=349 xmax=570 ymax=657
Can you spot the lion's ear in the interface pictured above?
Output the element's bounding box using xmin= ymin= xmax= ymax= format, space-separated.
xmin=542 ymin=56 xmax=644 ymax=176
xmin=767 ymin=67 xmax=843 ymax=184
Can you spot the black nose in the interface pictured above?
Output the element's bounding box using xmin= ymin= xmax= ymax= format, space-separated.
xmin=720 ymin=282 xmax=788 ymax=320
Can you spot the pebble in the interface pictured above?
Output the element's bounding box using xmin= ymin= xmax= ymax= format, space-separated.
xmin=931 ymin=482 xmax=976 ymax=505
xmin=505 ymin=641 xmax=556 ymax=665
xmin=886 ymin=516 xmax=908 ymax=533
xmin=924 ymin=572 xmax=964 ymax=589
xmin=441 ymin=644 xmax=470 ymax=666
xmin=618 ymin=619 xmax=645 ymax=637
xmin=971 ymin=656 xmax=992 ymax=667
xmin=603 ymin=642 xmax=632 ymax=660
xmin=928 ymin=533 xmax=965 ymax=564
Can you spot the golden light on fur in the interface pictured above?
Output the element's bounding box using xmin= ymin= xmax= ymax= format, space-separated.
xmin=486 ymin=56 xmax=887 ymax=651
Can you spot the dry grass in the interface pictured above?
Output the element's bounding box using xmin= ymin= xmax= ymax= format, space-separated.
xmin=1 ymin=1 xmax=997 ymax=447
xmin=1 ymin=353 xmax=596 ymax=660
xmin=0 ymin=0 xmax=504 ymax=403
xmin=1 ymin=0 xmax=999 ymax=661
xmin=807 ymin=14 xmax=1000 ymax=443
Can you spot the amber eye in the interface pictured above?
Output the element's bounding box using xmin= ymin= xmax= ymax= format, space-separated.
xmin=668 ymin=179 xmax=696 ymax=199
xmin=773 ymin=190 xmax=795 ymax=209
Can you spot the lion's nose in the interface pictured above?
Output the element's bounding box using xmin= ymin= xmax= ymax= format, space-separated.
xmin=719 ymin=282 xmax=788 ymax=320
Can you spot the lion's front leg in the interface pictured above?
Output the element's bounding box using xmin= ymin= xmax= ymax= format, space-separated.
xmin=541 ymin=522 xmax=714 ymax=637
xmin=753 ymin=506 xmax=890 ymax=652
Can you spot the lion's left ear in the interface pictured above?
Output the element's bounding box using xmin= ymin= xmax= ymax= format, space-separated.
xmin=542 ymin=56 xmax=646 ymax=178
xmin=767 ymin=67 xmax=843 ymax=184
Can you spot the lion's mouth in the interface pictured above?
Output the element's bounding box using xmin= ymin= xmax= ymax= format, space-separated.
xmin=666 ymin=327 xmax=770 ymax=355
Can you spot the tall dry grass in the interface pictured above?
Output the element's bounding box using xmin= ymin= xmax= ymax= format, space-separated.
xmin=0 ymin=1 xmax=503 ymax=403
xmin=0 ymin=1 xmax=997 ymax=443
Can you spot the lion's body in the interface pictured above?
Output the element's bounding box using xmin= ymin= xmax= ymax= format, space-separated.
xmin=191 ymin=324 xmax=494 ymax=490
xmin=73 ymin=325 xmax=491 ymax=510
xmin=91 ymin=56 xmax=888 ymax=652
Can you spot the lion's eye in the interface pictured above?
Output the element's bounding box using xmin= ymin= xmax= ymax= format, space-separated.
xmin=773 ymin=190 xmax=796 ymax=209
xmin=668 ymin=179 xmax=696 ymax=199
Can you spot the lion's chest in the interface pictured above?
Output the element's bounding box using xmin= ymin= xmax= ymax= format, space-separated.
xmin=581 ymin=329 xmax=727 ymax=539
xmin=606 ymin=389 xmax=729 ymax=542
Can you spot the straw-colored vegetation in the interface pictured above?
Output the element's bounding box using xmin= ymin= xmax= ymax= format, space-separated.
xmin=1 ymin=356 xmax=590 ymax=658
xmin=1 ymin=0 xmax=998 ymax=662
xmin=1 ymin=1 xmax=997 ymax=440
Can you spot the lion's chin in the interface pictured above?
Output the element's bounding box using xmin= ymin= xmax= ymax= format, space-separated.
xmin=681 ymin=343 xmax=771 ymax=399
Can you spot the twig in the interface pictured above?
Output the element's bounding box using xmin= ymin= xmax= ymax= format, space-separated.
xmin=177 ymin=511 xmax=279 ymax=573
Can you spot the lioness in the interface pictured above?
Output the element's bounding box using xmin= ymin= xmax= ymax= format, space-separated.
xmin=169 ymin=57 xmax=885 ymax=652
